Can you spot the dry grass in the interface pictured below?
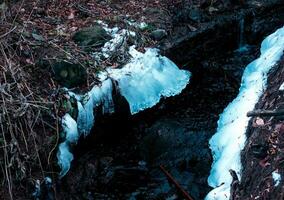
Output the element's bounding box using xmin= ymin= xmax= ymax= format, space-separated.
xmin=0 ymin=3 xmax=59 ymax=199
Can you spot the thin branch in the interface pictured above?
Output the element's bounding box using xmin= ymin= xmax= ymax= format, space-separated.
xmin=160 ymin=165 xmax=194 ymax=200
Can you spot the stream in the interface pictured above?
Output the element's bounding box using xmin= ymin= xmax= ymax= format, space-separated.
xmin=58 ymin=44 xmax=259 ymax=200
xmin=56 ymin=2 xmax=284 ymax=199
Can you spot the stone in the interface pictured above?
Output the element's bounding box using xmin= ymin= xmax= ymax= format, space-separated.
xmin=52 ymin=61 xmax=87 ymax=88
xmin=188 ymin=8 xmax=204 ymax=22
xmin=73 ymin=26 xmax=111 ymax=49
xmin=150 ymin=29 xmax=167 ymax=41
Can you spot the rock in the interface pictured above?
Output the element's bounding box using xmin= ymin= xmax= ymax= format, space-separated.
xmin=52 ymin=61 xmax=87 ymax=88
xmin=188 ymin=8 xmax=204 ymax=22
xmin=250 ymin=143 xmax=269 ymax=159
xmin=150 ymin=29 xmax=167 ymax=41
xmin=73 ymin=26 xmax=111 ymax=49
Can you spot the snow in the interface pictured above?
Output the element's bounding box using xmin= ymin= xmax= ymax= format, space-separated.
xmin=272 ymin=171 xmax=281 ymax=187
xmin=93 ymin=22 xmax=135 ymax=59
xmin=206 ymin=26 xmax=284 ymax=200
xmin=57 ymin=41 xmax=190 ymax=176
xmin=62 ymin=114 xmax=79 ymax=143
xmin=127 ymin=20 xmax=148 ymax=30
xmin=279 ymin=82 xmax=284 ymax=91
xmin=57 ymin=114 xmax=78 ymax=177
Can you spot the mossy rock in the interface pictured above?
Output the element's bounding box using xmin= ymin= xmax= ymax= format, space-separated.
xmin=73 ymin=26 xmax=111 ymax=50
xmin=53 ymin=61 xmax=87 ymax=88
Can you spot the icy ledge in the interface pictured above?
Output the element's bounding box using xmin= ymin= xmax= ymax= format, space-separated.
xmin=206 ymin=26 xmax=284 ymax=200
xmin=57 ymin=46 xmax=191 ymax=177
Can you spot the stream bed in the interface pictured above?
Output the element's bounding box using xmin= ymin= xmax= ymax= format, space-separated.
xmin=57 ymin=45 xmax=259 ymax=200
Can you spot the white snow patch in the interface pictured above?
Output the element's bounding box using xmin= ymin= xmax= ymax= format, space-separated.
xmin=272 ymin=171 xmax=281 ymax=187
xmin=206 ymin=26 xmax=284 ymax=200
xmin=57 ymin=45 xmax=190 ymax=177
xmin=279 ymin=82 xmax=284 ymax=91
xmin=127 ymin=20 xmax=148 ymax=30
xmin=93 ymin=23 xmax=135 ymax=59
xmin=57 ymin=114 xmax=79 ymax=177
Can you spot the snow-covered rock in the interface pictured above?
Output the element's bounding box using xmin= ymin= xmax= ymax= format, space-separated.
xmin=206 ymin=26 xmax=284 ymax=200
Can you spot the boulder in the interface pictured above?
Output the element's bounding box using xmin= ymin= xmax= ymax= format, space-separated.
xmin=52 ymin=61 xmax=87 ymax=88
xmin=150 ymin=29 xmax=167 ymax=41
xmin=73 ymin=26 xmax=111 ymax=49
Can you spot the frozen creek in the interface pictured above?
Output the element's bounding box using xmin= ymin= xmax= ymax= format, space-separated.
xmin=57 ymin=42 xmax=261 ymax=200
xmin=56 ymin=21 xmax=284 ymax=200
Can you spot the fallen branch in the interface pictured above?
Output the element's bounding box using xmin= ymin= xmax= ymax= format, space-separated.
xmin=247 ymin=109 xmax=284 ymax=117
xmin=159 ymin=165 xmax=194 ymax=200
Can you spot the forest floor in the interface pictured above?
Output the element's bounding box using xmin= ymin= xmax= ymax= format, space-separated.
xmin=0 ymin=0 xmax=283 ymax=199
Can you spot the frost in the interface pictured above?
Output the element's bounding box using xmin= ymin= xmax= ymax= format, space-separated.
xmin=272 ymin=171 xmax=281 ymax=187
xmin=206 ymin=26 xmax=284 ymax=200
xmin=57 ymin=45 xmax=190 ymax=177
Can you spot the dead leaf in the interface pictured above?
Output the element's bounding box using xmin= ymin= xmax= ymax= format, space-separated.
xmin=253 ymin=117 xmax=265 ymax=127
xmin=32 ymin=33 xmax=45 ymax=41
xmin=68 ymin=9 xmax=75 ymax=20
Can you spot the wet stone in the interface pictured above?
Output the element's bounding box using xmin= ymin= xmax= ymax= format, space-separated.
xmin=150 ymin=29 xmax=167 ymax=41
xmin=52 ymin=61 xmax=87 ymax=88
xmin=73 ymin=26 xmax=111 ymax=50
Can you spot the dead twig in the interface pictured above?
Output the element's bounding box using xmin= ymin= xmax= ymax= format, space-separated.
xmin=247 ymin=109 xmax=284 ymax=117
xmin=159 ymin=165 xmax=194 ymax=200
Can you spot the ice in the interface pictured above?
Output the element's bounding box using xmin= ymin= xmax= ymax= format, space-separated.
xmin=206 ymin=26 xmax=284 ymax=200
xmin=57 ymin=142 xmax=74 ymax=177
xmin=272 ymin=171 xmax=281 ymax=187
xmin=62 ymin=114 xmax=79 ymax=143
xmin=57 ymin=114 xmax=78 ymax=177
xmin=76 ymin=78 xmax=114 ymax=136
xmin=108 ymin=47 xmax=191 ymax=114
xmin=57 ymin=42 xmax=190 ymax=177
xmin=279 ymin=82 xmax=284 ymax=91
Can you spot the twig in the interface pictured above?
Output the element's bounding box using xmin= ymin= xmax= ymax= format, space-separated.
xmin=159 ymin=165 xmax=194 ymax=200
xmin=0 ymin=26 xmax=17 ymax=39
xmin=48 ymin=104 xmax=60 ymax=165
xmin=247 ymin=109 xmax=284 ymax=117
